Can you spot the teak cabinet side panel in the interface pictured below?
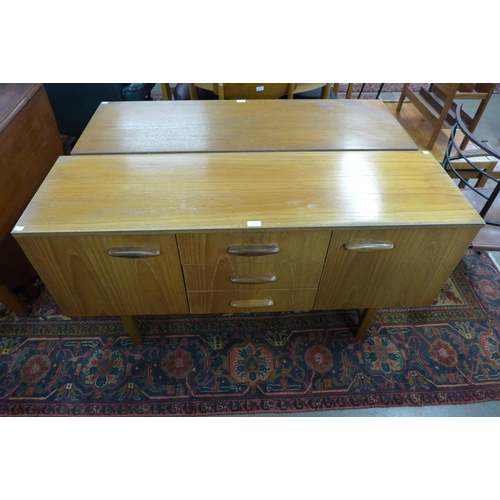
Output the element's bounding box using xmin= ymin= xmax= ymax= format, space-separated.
xmin=315 ymin=226 xmax=479 ymax=310
xmin=17 ymin=234 xmax=188 ymax=316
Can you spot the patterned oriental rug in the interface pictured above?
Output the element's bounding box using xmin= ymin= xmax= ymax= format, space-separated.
xmin=1 ymin=249 xmax=500 ymax=416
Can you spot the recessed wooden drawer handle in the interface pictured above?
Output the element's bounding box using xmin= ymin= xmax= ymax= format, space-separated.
xmin=107 ymin=246 xmax=161 ymax=258
xmin=228 ymin=244 xmax=280 ymax=256
xmin=230 ymin=298 xmax=274 ymax=308
xmin=230 ymin=274 xmax=277 ymax=284
xmin=344 ymin=241 xmax=394 ymax=252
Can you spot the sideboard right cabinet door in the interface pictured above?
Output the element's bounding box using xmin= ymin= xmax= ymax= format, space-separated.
xmin=314 ymin=226 xmax=477 ymax=310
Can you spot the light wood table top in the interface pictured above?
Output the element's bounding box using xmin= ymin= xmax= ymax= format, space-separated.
xmin=15 ymin=151 xmax=482 ymax=236
xmin=72 ymin=100 xmax=418 ymax=155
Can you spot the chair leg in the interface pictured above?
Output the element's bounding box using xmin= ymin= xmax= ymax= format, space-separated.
xmin=321 ymin=83 xmax=332 ymax=99
xmin=189 ymin=84 xmax=199 ymax=100
xmin=0 ymin=285 xmax=29 ymax=317
xmin=459 ymin=96 xmax=491 ymax=150
xmin=161 ymin=83 xmax=172 ymax=101
xmin=396 ymin=83 xmax=409 ymax=112
xmin=216 ymin=83 xmax=224 ymax=100
xmin=375 ymin=84 xmax=384 ymax=100
xmin=476 ymin=159 xmax=498 ymax=188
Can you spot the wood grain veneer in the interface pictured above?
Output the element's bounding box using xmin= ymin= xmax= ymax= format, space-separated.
xmin=71 ymin=100 xmax=418 ymax=155
xmin=0 ymin=83 xmax=62 ymax=316
xmin=182 ymin=261 xmax=325 ymax=291
xmin=0 ymin=83 xmax=62 ymax=243
xmin=176 ymin=231 xmax=331 ymax=264
xmin=13 ymin=150 xmax=483 ymax=342
xmin=13 ymin=152 xmax=483 ymax=235
xmin=315 ymin=226 xmax=479 ymax=309
xmin=187 ymin=289 xmax=318 ymax=314
xmin=17 ymin=234 xmax=188 ymax=316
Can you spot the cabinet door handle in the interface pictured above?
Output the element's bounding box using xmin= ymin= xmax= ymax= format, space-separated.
xmin=108 ymin=246 xmax=161 ymax=258
xmin=344 ymin=241 xmax=394 ymax=252
xmin=230 ymin=274 xmax=277 ymax=284
xmin=228 ymin=244 xmax=280 ymax=256
xmin=230 ymin=298 xmax=274 ymax=308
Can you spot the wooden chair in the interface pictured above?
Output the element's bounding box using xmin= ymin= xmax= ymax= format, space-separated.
xmin=189 ymin=83 xmax=296 ymax=100
xmin=396 ymin=83 xmax=495 ymax=150
xmin=442 ymin=103 xmax=500 ymax=251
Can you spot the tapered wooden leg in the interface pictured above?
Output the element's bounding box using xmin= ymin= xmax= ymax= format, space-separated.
xmin=121 ymin=315 xmax=143 ymax=344
xmin=0 ymin=285 xmax=29 ymax=317
xmin=355 ymin=308 xmax=377 ymax=339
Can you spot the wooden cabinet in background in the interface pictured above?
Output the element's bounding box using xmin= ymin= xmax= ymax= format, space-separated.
xmin=0 ymin=83 xmax=62 ymax=316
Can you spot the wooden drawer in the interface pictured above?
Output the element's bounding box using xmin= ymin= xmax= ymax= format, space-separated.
xmin=18 ymin=234 xmax=189 ymax=316
xmin=314 ymin=226 xmax=479 ymax=310
xmin=187 ymin=289 xmax=317 ymax=313
xmin=177 ymin=231 xmax=331 ymax=264
xmin=182 ymin=261 xmax=325 ymax=291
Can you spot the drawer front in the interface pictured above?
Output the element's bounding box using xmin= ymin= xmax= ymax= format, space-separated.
xmin=177 ymin=231 xmax=331 ymax=265
xmin=183 ymin=261 xmax=325 ymax=291
xmin=315 ymin=226 xmax=479 ymax=310
xmin=18 ymin=234 xmax=189 ymax=316
xmin=187 ymin=289 xmax=317 ymax=314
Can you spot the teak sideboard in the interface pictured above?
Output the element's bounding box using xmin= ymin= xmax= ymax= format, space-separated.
xmin=13 ymin=151 xmax=482 ymax=343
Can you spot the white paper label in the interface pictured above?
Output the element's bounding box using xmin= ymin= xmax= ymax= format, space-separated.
xmin=13 ymin=225 xmax=25 ymax=232
xmin=247 ymin=221 xmax=262 ymax=227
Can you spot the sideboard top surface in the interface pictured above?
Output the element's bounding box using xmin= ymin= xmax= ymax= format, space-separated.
xmin=14 ymin=151 xmax=483 ymax=235
xmin=72 ymin=99 xmax=418 ymax=155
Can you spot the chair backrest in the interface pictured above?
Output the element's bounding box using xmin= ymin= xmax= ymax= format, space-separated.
xmin=211 ymin=83 xmax=296 ymax=100
xmin=442 ymin=102 xmax=500 ymax=250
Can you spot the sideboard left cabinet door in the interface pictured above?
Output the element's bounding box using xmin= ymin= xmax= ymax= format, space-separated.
xmin=17 ymin=234 xmax=189 ymax=316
